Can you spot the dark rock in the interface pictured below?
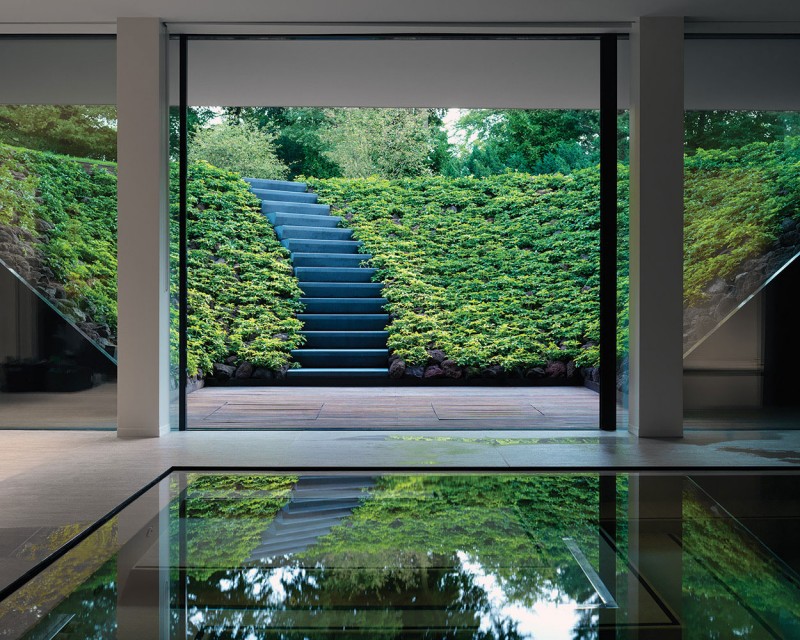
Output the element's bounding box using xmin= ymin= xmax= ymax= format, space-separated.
xmin=424 ymin=365 xmax=444 ymax=379
xmin=252 ymin=368 xmax=274 ymax=380
xmin=707 ymin=278 xmax=728 ymax=296
xmin=388 ymin=353 xmax=402 ymax=365
xmin=781 ymin=217 xmax=797 ymax=233
xmin=441 ymin=359 xmax=462 ymax=379
xmin=272 ymin=332 xmax=289 ymax=342
xmin=235 ymin=362 xmax=254 ymax=379
xmin=780 ymin=230 xmax=800 ymax=247
xmin=225 ymin=355 xmax=237 ymax=365
xmin=464 ymin=366 xmax=481 ymax=379
xmin=426 ymin=349 xmax=447 ymax=364
xmin=545 ymin=361 xmax=567 ymax=378
xmin=212 ymin=363 xmax=235 ymax=381
xmin=527 ymin=367 xmax=546 ymax=378
xmin=566 ymin=361 xmax=577 ymax=378
xmin=389 ymin=359 xmax=406 ymax=379
xmin=405 ymin=365 xmax=425 ymax=379
xmin=481 ymin=364 xmax=503 ymax=378
xmin=274 ymin=365 xmax=290 ymax=381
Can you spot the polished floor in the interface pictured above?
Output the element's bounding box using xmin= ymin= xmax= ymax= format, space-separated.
xmin=1 ymin=426 xmax=800 ymax=605
xmin=187 ymin=385 xmax=603 ymax=430
xmin=2 ymin=471 xmax=799 ymax=639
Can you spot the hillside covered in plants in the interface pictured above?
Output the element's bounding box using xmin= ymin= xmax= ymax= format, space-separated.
xmin=308 ymin=170 xmax=620 ymax=376
xmin=0 ymin=144 xmax=303 ymax=378
xmin=2 ymin=134 xmax=798 ymax=381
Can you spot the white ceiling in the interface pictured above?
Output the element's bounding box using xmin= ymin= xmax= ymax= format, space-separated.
xmin=2 ymin=0 xmax=800 ymax=31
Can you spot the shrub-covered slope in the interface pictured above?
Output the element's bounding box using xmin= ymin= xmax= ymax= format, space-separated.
xmin=0 ymin=144 xmax=303 ymax=377
xmin=307 ymin=170 xmax=621 ymax=372
xmin=177 ymin=161 xmax=304 ymax=376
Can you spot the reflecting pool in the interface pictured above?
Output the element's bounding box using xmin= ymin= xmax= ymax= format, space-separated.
xmin=1 ymin=472 xmax=798 ymax=639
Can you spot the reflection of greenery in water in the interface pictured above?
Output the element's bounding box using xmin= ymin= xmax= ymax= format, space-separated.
xmin=13 ymin=473 xmax=800 ymax=640
xmin=173 ymin=474 xmax=298 ymax=581
xmin=3 ymin=520 xmax=120 ymax=640
xmin=681 ymin=486 xmax=800 ymax=638
xmin=185 ymin=475 xmax=609 ymax=639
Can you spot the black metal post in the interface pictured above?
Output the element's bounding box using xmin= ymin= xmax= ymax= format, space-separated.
xmin=599 ymin=35 xmax=618 ymax=431
xmin=178 ymin=35 xmax=188 ymax=431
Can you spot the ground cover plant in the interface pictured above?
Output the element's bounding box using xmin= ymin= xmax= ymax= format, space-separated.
xmin=307 ymin=169 xmax=625 ymax=373
xmin=2 ymin=129 xmax=798 ymax=380
xmin=0 ymin=144 xmax=303 ymax=378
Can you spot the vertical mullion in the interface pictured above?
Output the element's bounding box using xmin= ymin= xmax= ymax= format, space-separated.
xmin=178 ymin=35 xmax=188 ymax=431
xmin=599 ymin=34 xmax=618 ymax=431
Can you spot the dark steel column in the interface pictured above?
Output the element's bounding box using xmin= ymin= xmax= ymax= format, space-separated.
xmin=599 ymin=35 xmax=618 ymax=431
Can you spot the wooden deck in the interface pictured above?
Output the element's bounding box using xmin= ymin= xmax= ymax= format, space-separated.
xmin=187 ymin=385 xmax=602 ymax=430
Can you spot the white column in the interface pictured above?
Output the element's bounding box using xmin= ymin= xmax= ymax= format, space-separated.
xmin=116 ymin=18 xmax=170 ymax=437
xmin=628 ymin=17 xmax=685 ymax=438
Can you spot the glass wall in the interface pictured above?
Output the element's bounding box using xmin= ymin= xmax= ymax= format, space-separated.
xmin=176 ymin=37 xmax=612 ymax=431
xmin=683 ymin=37 xmax=800 ymax=429
xmin=0 ymin=38 xmax=117 ymax=428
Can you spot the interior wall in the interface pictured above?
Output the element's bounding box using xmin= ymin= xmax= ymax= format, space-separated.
xmin=683 ymin=294 xmax=764 ymax=409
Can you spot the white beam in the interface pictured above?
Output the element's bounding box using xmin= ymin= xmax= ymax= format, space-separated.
xmin=628 ymin=17 xmax=684 ymax=438
xmin=116 ymin=17 xmax=170 ymax=437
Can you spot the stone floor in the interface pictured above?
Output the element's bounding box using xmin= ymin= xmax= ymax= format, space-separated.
xmin=1 ymin=426 xmax=800 ymax=597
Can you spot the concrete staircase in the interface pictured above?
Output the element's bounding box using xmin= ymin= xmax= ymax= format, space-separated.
xmin=245 ymin=178 xmax=389 ymax=379
xmin=248 ymin=475 xmax=373 ymax=560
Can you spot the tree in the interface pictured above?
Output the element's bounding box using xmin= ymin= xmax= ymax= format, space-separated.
xmin=321 ymin=108 xmax=432 ymax=179
xmin=225 ymin=107 xmax=341 ymax=179
xmin=452 ymin=109 xmax=601 ymax=177
xmin=168 ymin=106 xmax=216 ymax=160
xmin=0 ymin=105 xmax=117 ymax=160
xmin=188 ymin=121 xmax=289 ymax=179
xmin=683 ymin=110 xmax=787 ymax=154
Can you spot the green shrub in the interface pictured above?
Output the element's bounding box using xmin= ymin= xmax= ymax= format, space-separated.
xmin=307 ymin=170 xmax=617 ymax=370
xmin=188 ymin=121 xmax=289 ymax=180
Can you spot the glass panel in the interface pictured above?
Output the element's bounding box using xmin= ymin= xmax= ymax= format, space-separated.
xmin=177 ymin=36 xmax=604 ymax=431
xmin=683 ymin=37 xmax=800 ymax=429
xmin=3 ymin=472 xmax=800 ymax=638
xmin=0 ymin=104 xmax=117 ymax=429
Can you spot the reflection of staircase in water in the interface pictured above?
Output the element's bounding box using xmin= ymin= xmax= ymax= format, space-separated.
xmin=248 ymin=476 xmax=373 ymax=560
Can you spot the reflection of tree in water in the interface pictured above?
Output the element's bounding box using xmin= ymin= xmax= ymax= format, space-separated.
xmin=184 ymin=475 xmax=606 ymax=639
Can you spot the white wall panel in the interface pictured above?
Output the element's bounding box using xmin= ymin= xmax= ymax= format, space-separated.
xmin=182 ymin=39 xmax=603 ymax=108
xmin=686 ymin=38 xmax=800 ymax=110
xmin=0 ymin=38 xmax=116 ymax=104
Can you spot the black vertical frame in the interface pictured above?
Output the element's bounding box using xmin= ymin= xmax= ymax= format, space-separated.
xmin=599 ymin=35 xmax=618 ymax=431
xmin=178 ymin=35 xmax=188 ymax=430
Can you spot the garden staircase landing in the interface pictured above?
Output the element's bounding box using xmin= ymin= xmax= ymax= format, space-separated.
xmin=245 ymin=177 xmax=389 ymax=379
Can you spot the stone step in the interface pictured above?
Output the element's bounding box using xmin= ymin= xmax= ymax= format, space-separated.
xmin=275 ymin=225 xmax=353 ymax=241
xmin=251 ymin=188 xmax=318 ymax=203
xmin=301 ymin=330 xmax=388 ymax=349
xmin=282 ymin=238 xmax=362 ymax=254
xmin=301 ymin=298 xmax=387 ymax=314
xmin=262 ymin=201 xmax=331 ymax=216
xmin=291 ymin=253 xmax=372 ymax=268
xmin=294 ymin=267 xmax=377 ymax=283
xmin=244 ymin=177 xmax=307 ymax=192
xmin=300 ymin=282 xmax=383 ymax=298
xmin=267 ymin=213 xmax=341 ymax=228
xmin=291 ymin=349 xmax=389 ymax=368
xmin=297 ymin=314 xmax=389 ymax=331
xmin=286 ymin=367 xmax=389 ymax=378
